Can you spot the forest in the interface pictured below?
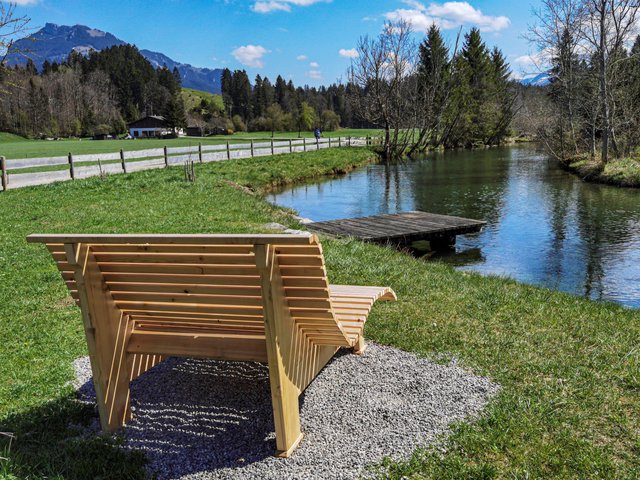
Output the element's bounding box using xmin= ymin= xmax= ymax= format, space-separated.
xmin=0 ymin=21 xmax=516 ymax=157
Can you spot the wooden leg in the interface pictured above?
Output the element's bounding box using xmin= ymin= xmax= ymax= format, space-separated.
xmin=256 ymin=244 xmax=304 ymax=457
xmin=101 ymin=313 xmax=134 ymax=430
xmin=266 ymin=351 xmax=304 ymax=457
xmin=67 ymin=244 xmax=133 ymax=432
xmin=353 ymin=334 xmax=367 ymax=355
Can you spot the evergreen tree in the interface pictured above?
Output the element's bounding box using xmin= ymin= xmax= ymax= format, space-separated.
xmin=416 ymin=24 xmax=450 ymax=146
xmin=458 ymin=28 xmax=492 ymax=146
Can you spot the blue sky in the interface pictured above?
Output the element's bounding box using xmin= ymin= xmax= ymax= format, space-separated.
xmin=14 ymin=0 xmax=543 ymax=85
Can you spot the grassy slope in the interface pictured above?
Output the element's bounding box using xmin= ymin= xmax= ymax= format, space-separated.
xmin=180 ymin=88 xmax=224 ymax=112
xmin=0 ymin=129 xmax=382 ymax=160
xmin=0 ymin=133 xmax=27 ymax=143
xmin=0 ymin=148 xmax=638 ymax=479
xmin=568 ymin=156 xmax=640 ymax=188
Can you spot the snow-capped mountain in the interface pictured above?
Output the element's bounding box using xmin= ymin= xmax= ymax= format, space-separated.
xmin=519 ymin=71 xmax=553 ymax=87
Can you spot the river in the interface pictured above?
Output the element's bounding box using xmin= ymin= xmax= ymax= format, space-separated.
xmin=268 ymin=146 xmax=640 ymax=308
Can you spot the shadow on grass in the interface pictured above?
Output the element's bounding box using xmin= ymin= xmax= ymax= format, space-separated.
xmin=0 ymin=397 xmax=148 ymax=480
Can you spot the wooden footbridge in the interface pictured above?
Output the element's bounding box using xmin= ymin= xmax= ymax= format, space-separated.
xmin=307 ymin=211 xmax=486 ymax=248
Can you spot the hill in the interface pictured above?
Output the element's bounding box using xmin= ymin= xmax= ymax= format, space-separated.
xmin=6 ymin=23 xmax=222 ymax=94
xmin=181 ymin=88 xmax=225 ymax=113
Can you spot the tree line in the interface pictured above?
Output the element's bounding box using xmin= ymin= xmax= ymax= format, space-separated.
xmin=530 ymin=0 xmax=640 ymax=167
xmin=0 ymin=45 xmax=186 ymax=138
xmin=348 ymin=21 xmax=515 ymax=159
xmin=219 ymin=69 xmax=362 ymax=135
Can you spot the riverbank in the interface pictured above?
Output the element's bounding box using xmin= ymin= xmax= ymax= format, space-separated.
xmin=1 ymin=148 xmax=638 ymax=478
xmin=562 ymin=155 xmax=640 ymax=188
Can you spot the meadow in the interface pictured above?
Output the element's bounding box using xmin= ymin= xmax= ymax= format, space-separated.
xmin=0 ymin=129 xmax=382 ymax=160
xmin=0 ymin=148 xmax=638 ymax=479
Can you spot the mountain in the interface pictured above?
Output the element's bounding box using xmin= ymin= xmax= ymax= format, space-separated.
xmin=519 ymin=71 xmax=552 ymax=87
xmin=6 ymin=23 xmax=222 ymax=94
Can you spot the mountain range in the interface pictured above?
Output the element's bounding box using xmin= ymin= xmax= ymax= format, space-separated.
xmin=519 ymin=71 xmax=552 ymax=87
xmin=6 ymin=23 xmax=222 ymax=94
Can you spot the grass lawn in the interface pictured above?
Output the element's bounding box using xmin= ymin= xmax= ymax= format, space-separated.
xmin=0 ymin=129 xmax=382 ymax=160
xmin=0 ymin=148 xmax=638 ymax=479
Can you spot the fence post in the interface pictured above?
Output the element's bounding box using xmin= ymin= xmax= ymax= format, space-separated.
xmin=338 ymin=136 xmax=341 ymax=147
xmin=317 ymin=138 xmax=320 ymax=150
xmin=164 ymin=146 xmax=169 ymax=167
xmin=271 ymin=138 xmax=274 ymax=155
xmin=0 ymin=156 xmax=7 ymax=192
xmin=227 ymin=142 xmax=231 ymax=160
xmin=328 ymin=137 xmax=332 ymax=148
xmin=198 ymin=143 xmax=203 ymax=163
xmin=120 ymin=149 xmax=127 ymax=173
xmin=348 ymin=136 xmax=351 ymax=147
xmin=289 ymin=139 xmax=293 ymax=153
xmin=68 ymin=152 xmax=75 ymax=180
xmin=366 ymin=136 xmax=370 ymax=146
xmin=303 ymin=138 xmax=307 ymax=152
xmin=251 ymin=140 xmax=254 ymax=157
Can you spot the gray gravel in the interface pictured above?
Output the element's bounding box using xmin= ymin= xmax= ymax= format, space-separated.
xmin=72 ymin=344 xmax=499 ymax=479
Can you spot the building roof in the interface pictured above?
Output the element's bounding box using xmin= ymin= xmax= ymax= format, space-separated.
xmin=127 ymin=116 xmax=169 ymax=129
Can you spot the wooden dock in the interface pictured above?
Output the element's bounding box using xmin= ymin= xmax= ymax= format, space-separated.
xmin=307 ymin=211 xmax=486 ymax=248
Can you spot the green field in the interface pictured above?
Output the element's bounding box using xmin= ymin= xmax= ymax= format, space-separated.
xmin=0 ymin=148 xmax=637 ymax=479
xmin=0 ymin=129 xmax=382 ymax=160
xmin=180 ymin=88 xmax=225 ymax=113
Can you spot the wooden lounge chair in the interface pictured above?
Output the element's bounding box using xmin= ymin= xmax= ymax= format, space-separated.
xmin=27 ymin=233 xmax=396 ymax=457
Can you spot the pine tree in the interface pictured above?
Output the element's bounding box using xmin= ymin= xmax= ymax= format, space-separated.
xmin=416 ymin=24 xmax=450 ymax=147
xmin=458 ymin=28 xmax=492 ymax=146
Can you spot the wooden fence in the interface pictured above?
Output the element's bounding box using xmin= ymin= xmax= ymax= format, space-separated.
xmin=0 ymin=136 xmax=381 ymax=191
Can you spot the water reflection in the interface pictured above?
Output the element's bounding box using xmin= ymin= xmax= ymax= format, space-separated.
xmin=269 ymin=146 xmax=640 ymax=307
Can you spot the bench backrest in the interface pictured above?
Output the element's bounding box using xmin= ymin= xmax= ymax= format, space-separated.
xmin=27 ymin=233 xmax=352 ymax=350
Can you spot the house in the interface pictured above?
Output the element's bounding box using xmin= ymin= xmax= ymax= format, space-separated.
xmin=127 ymin=116 xmax=175 ymax=138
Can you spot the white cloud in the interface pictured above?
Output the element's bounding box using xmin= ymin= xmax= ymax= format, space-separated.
xmin=296 ymin=54 xmax=308 ymax=61
xmin=339 ymin=48 xmax=359 ymax=58
xmin=307 ymin=70 xmax=322 ymax=79
xmin=252 ymin=0 xmax=330 ymax=14
xmin=309 ymin=61 xmax=319 ymax=68
xmin=231 ymin=45 xmax=270 ymax=68
xmin=385 ymin=1 xmax=510 ymax=33
xmin=513 ymin=48 xmax=553 ymax=70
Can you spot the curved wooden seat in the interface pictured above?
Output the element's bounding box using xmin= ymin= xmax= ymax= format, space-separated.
xmin=28 ymin=233 xmax=396 ymax=457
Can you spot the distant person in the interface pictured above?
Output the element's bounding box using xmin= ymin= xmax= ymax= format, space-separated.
xmin=314 ymin=127 xmax=321 ymax=142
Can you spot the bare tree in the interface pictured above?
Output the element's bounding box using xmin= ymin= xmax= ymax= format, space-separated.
xmin=528 ymin=0 xmax=586 ymax=156
xmin=0 ymin=1 xmax=31 ymax=66
xmin=348 ymin=20 xmax=418 ymax=160
xmin=580 ymin=0 xmax=639 ymax=164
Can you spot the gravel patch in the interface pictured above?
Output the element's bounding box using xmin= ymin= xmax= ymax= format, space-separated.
xmin=73 ymin=344 xmax=499 ymax=479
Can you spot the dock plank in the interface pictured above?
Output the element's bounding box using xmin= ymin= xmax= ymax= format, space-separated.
xmin=307 ymin=211 xmax=485 ymax=244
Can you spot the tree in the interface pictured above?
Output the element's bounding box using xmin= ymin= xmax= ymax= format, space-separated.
xmin=0 ymin=1 xmax=30 ymax=67
xmin=296 ymin=101 xmax=316 ymax=136
xmin=348 ymin=20 xmax=418 ymax=159
xmin=413 ymin=24 xmax=452 ymax=151
xmin=320 ymin=110 xmax=340 ymax=131
xmin=580 ymin=0 xmax=639 ymax=164
xmin=264 ymin=103 xmax=285 ymax=136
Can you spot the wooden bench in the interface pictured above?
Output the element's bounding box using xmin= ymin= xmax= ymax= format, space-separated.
xmin=28 ymin=233 xmax=396 ymax=457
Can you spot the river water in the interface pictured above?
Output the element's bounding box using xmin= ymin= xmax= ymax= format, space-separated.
xmin=268 ymin=146 xmax=640 ymax=308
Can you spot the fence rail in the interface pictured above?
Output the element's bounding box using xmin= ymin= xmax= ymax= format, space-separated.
xmin=0 ymin=136 xmax=381 ymax=191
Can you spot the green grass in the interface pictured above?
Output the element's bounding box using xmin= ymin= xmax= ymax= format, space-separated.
xmin=567 ymin=155 xmax=640 ymax=188
xmin=0 ymin=132 xmax=27 ymax=143
xmin=0 ymin=129 xmax=381 ymax=161
xmin=180 ymin=88 xmax=224 ymax=113
xmin=0 ymin=147 xmax=638 ymax=479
